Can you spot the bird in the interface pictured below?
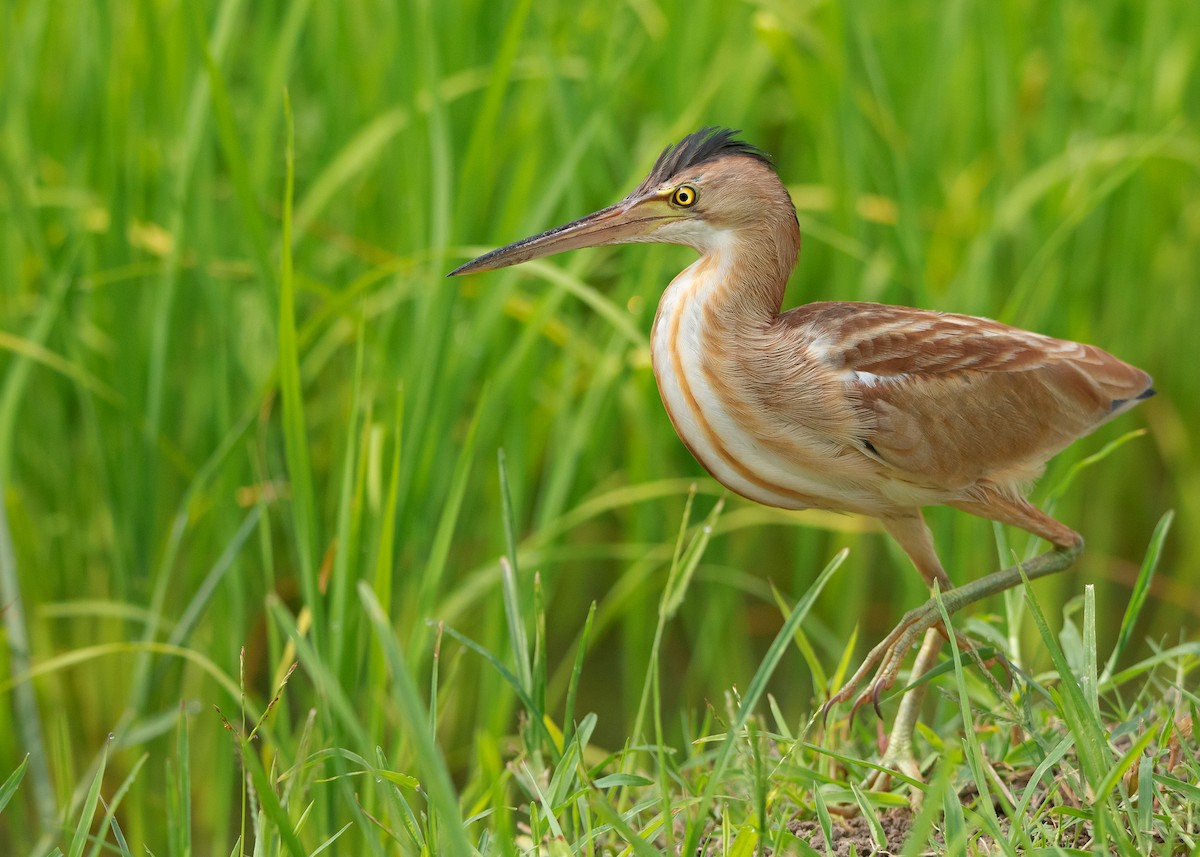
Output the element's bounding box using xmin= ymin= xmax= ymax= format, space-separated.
xmin=448 ymin=127 xmax=1154 ymax=783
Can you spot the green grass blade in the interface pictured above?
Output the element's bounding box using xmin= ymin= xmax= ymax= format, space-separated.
xmin=264 ymin=596 xmax=370 ymax=750
xmin=413 ymin=387 xmax=487 ymax=652
xmin=1014 ymin=733 xmax=1074 ymax=821
xmin=278 ymin=90 xmax=322 ymax=651
xmin=1094 ymin=726 xmax=1155 ymax=802
xmin=109 ymin=815 xmax=133 ymax=857
xmin=772 ymin=581 xmax=827 ymax=696
xmin=0 ymin=251 xmax=77 ymax=829
xmin=171 ymin=710 xmax=191 ymax=857
xmin=934 ymin=585 xmax=1007 ymax=846
xmin=309 ymin=822 xmax=353 ymax=856
xmin=829 ymin=624 xmax=860 ymax=695
xmin=941 ymin=768 xmax=967 ymax=853
xmin=545 ymin=735 xmax=581 ymax=808
xmin=189 ymin=0 xmax=271 ymax=284
xmin=437 ymin=621 xmax=558 ymax=756
xmin=683 ymin=549 xmax=847 ymax=856
xmin=626 ymin=490 xmax=720 ymax=794
xmin=166 ymin=509 xmax=261 ymax=650
xmin=67 ymin=745 xmax=106 ymax=857
xmin=239 ymin=737 xmax=306 ymax=857
xmin=562 ymin=601 xmax=596 ymax=750
xmin=86 ymin=753 xmax=147 ymax=857
xmin=662 ymin=495 xmax=724 ymax=619
xmin=1102 ymin=510 xmax=1173 ymax=681
xmin=0 ymin=755 xmax=27 ymax=814
xmin=247 ymin=0 xmax=313 ymax=182
xmin=498 ymin=448 xmax=532 ymax=694
xmin=812 ymin=786 xmax=834 ymax=857
xmin=848 ymin=781 xmax=887 ymax=852
xmin=1135 ymin=752 xmax=1153 ymax=852
xmin=521 ymin=760 xmax=566 ymax=841
xmin=585 ymin=794 xmax=661 ymax=857
xmin=1043 ymin=429 xmax=1150 ymax=505
xmin=1154 ymin=772 xmax=1200 ymax=804
xmin=532 ymin=571 xmax=548 ymax=729
xmin=327 ymin=330 xmax=365 ymax=683
xmin=358 ymin=582 xmax=476 ymax=856
xmin=1019 ymin=565 xmax=1112 ymax=794
xmin=1084 ymin=584 xmax=1098 ymax=713
xmin=292 ymin=108 xmax=411 ymax=243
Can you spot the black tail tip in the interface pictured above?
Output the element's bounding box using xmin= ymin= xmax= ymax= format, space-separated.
xmin=1111 ymin=387 xmax=1157 ymax=412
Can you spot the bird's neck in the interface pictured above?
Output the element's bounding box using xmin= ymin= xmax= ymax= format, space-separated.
xmin=651 ymin=220 xmax=800 ymax=394
xmin=665 ymin=219 xmax=800 ymax=328
xmin=648 ymin=216 xmax=814 ymax=511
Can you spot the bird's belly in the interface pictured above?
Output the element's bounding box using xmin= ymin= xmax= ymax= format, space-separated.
xmin=651 ymin=285 xmax=875 ymax=513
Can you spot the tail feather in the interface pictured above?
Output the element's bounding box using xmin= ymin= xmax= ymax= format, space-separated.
xmin=1110 ymin=385 xmax=1156 ymax=414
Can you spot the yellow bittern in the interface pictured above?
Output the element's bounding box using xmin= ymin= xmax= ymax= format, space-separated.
xmin=449 ymin=127 xmax=1153 ymax=780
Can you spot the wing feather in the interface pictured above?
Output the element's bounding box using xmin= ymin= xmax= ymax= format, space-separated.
xmin=778 ymin=302 xmax=1153 ymax=491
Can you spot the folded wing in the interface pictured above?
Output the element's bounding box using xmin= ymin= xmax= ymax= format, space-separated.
xmin=783 ymin=302 xmax=1153 ymax=493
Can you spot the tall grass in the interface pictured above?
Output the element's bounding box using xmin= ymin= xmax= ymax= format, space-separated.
xmin=1 ymin=0 xmax=1197 ymax=852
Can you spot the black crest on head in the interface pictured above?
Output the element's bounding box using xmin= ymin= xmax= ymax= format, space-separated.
xmin=635 ymin=127 xmax=773 ymax=194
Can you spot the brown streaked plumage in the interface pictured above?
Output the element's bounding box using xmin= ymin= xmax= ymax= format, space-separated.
xmin=449 ymin=127 xmax=1154 ymax=782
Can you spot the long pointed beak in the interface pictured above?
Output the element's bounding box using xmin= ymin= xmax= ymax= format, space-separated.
xmin=447 ymin=198 xmax=671 ymax=277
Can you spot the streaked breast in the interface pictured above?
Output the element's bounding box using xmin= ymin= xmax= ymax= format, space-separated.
xmin=649 ymin=258 xmax=882 ymax=512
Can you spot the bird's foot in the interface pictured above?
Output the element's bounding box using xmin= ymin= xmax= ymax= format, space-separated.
xmin=821 ymin=599 xmax=949 ymax=724
xmin=824 ymin=612 xmax=1001 ymax=725
xmin=821 ymin=543 xmax=1080 ymax=725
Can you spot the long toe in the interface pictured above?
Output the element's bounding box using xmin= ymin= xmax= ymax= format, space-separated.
xmin=828 ymin=612 xmax=932 ymax=717
xmin=848 ymin=650 xmax=907 ymax=721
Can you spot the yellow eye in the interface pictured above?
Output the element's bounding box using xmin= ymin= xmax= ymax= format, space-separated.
xmin=671 ymin=185 xmax=698 ymax=207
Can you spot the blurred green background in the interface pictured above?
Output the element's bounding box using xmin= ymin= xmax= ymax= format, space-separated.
xmin=1 ymin=0 xmax=1197 ymax=850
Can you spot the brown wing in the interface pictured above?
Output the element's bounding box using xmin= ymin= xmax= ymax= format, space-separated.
xmin=781 ymin=302 xmax=1153 ymax=491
